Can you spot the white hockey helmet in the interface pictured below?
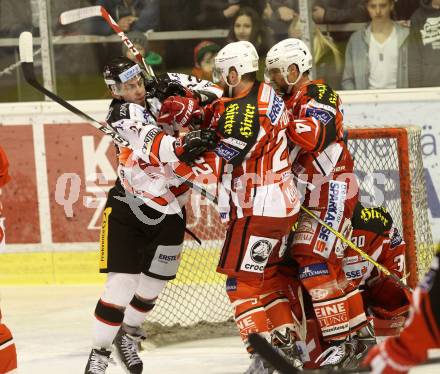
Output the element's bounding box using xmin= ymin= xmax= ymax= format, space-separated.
xmin=265 ymin=38 xmax=313 ymax=86
xmin=212 ymin=41 xmax=259 ymax=87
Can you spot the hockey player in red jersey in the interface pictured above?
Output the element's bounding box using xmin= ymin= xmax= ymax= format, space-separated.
xmin=206 ymin=41 xmax=303 ymax=372
xmin=265 ymin=38 xmax=366 ymax=368
xmin=0 ymin=308 xmax=16 ymax=374
xmin=345 ymin=202 xmax=410 ymax=340
xmin=84 ymin=57 xmax=219 ymax=374
xmin=364 ymin=252 xmax=440 ymax=373
xmin=0 ymin=146 xmax=17 ymax=374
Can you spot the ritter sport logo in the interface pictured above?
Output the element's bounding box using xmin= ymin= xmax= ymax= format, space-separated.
xmin=250 ymin=240 xmax=272 ymax=263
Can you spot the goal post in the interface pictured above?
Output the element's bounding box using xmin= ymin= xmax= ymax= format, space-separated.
xmin=346 ymin=126 xmax=434 ymax=289
xmin=144 ymin=125 xmax=434 ymax=338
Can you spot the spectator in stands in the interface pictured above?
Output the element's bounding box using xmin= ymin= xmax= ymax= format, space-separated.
xmin=121 ymin=31 xmax=163 ymax=69
xmin=191 ymin=40 xmax=221 ymax=80
xmin=227 ymin=6 xmax=274 ymax=55
xmin=342 ymin=0 xmax=409 ymax=90
xmin=408 ymin=0 xmax=440 ymax=87
xmin=91 ymin=0 xmax=160 ymax=35
xmin=312 ymin=0 xmax=369 ymax=24
xmin=263 ymin=0 xmax=299 ymax=41
xmin=287 ymin=16 xmax=344 ymax=88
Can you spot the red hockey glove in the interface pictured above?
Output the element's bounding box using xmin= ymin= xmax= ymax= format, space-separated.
xmin=157 ymin=96 xmax=202 ymax=130
xmin=363 ymin=341 xmax=412 ymax=374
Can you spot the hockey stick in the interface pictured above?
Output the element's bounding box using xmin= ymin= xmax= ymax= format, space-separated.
xmin=18 ymin=32 xmax=130 ymax=148
xmin=248 ymin=334 xmax=298 ymax=374
xmin=19 ymin=31 xmax=215 ymax=210
xmin=249 ymin=333 xmax=440 ymax=374
xmin=0 ymin=35 xmax=65 ymax=78
xmin=300 ymin=205 xmax=412 ymax=292
xmin=59 ymin=6 xmax=156 ymax=82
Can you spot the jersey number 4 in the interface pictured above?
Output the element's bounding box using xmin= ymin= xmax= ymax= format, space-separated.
xmin=295 ymin=121 xmax=312 ymax=134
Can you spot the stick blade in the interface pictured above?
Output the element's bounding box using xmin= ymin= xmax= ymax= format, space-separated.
xmin=19 ymin=32 xmax=34 ymax=63
xmin=60 ymin=6 xmax=102 ymax=25
xmin=248 ymin=333 xmax=299 ymax=374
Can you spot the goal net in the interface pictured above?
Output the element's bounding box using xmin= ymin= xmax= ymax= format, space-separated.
xmin=346 ymin=126 xmax=434 ymax=288
xmin=143 ymin=125 xmax=434 ymax=341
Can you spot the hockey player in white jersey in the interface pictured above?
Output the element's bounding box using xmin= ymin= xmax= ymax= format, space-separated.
xmin=84 ymin=57 xmax=220 ymax=374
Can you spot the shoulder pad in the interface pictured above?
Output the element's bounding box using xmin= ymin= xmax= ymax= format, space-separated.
xmin=306 ymin=82 xmax=339 ymax=108
xmin=107 ymin=102 xmax=152 ymax=125
xmin=216 ymin=87 xmax=260 ymax=165
xmin=352 ymin=203 xmax=393 ymax=234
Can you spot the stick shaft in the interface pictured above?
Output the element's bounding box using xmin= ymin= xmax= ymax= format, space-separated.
xmin=21 ymin=62 xmax=130 ymax=147
xmin=300 ymin=205 xmax=412 ymax=291
xmin=59 ymin=6 xmax=157 ymax=80
xmin=98 ymin=7 xmax=156 ymax=80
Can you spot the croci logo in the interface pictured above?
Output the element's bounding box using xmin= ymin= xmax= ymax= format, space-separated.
xmin=250 ymin=240 xmax=272 ymax=263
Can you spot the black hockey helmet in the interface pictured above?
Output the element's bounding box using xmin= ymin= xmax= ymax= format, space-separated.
xmin=103 ymin=57 xmax=145 ymax=95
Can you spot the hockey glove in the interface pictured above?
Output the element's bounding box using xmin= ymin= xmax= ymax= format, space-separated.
xmin=144 ymin=76 xmax=186 ymax=100
xmin=363 ymin=341 xmax=412 ymax=374
xmin=174 ymin=128 xmax=218 ymax=164
xmin=157 ymin=96 xmax=203 ymax=131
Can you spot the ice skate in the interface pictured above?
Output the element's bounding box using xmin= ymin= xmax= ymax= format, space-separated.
xmin=271 ymin=329 xmax=303 ymax=370
xmin=84 ymin=347 xmax=112 ymax=374
xmin=244 ymin=352 xmax=275 ymax=374
xmin=113 ymin=327 xmax=146 ymax=374
xmin=315 ymin=339 xmax=357 ymax=369
xmin=344 ymin=337 xmax=369 ymax=369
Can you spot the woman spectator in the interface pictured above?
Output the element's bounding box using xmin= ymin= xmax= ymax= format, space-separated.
xmin=226 ymin=6 xmax=274 ymax=80
xmin=227 ymin=6 xmax=274 ymax=55
xmin=342 ymin=0 xmax=409 ymax=90
xmin=288 ymin=16 xmax=344 ymax=88
xmin=191 ymin=40 xmax=221 ymax=81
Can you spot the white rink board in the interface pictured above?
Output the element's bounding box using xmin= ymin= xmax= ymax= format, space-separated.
xmin=1 ymin=284 xmax=439 ymax=374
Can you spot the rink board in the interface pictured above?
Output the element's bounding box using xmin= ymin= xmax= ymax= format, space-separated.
xmin=0 ymin=245 xmax=224 ymax=285
xmin=0 ymin=89 xmax=439 ymax=285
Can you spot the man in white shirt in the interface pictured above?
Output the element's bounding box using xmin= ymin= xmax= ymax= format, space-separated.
xmin=342 ymin=0 xmax=410 ymax=90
